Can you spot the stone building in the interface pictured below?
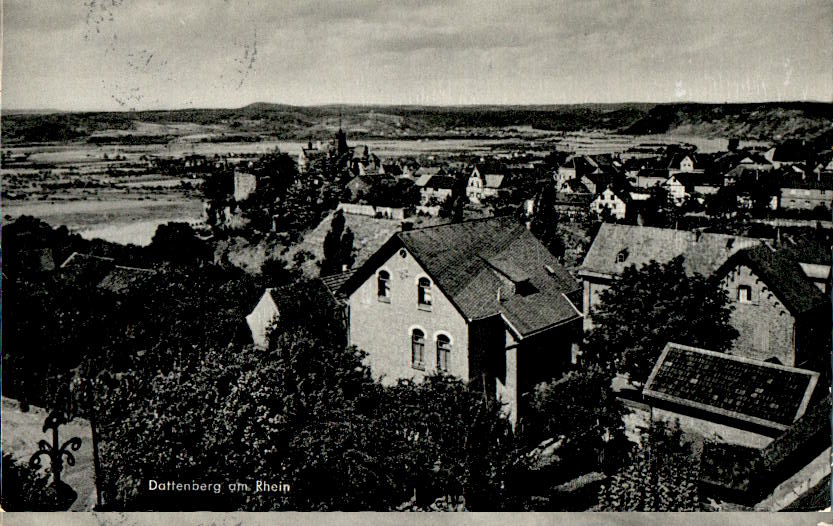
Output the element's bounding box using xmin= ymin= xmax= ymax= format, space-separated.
xmin=714 ymin=245 xmax=829 ymax=369
xmin=578 ymin=224 xmax=762 ymax=331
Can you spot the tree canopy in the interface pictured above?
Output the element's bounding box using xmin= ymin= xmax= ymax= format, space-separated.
xmin=320 ymin=210 xmax=355 ymax=276
xmin=583 ymin=255 xmax=738 ymax=383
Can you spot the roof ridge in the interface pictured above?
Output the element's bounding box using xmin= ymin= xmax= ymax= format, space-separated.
xmin=664 ymin=342 xmax=818 ymax=376
xmin=399 ymin=215 xmax=518 ymax=233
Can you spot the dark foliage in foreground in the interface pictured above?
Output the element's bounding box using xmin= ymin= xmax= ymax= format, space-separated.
xmin=1 ymin=454 xmax=66 ymax=511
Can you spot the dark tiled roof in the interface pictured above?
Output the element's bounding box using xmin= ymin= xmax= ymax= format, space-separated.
xmin=579 ymin=224 xmax=762 ymax=279
xmin=382 ymin=164 xmax=403 ymax=176
xmin=738 ymin=152 xmax=771 ymax=166
xmin=781 ymin=235 xmax=832 ymax=266
xmin=778 ymin=173 xmax=833 ymax=191
xmin=97 ymin=266 xmax=156 ymax=294
xmin=418 ymin=166 xmax=445 ymax=176
xmin=596 ymin=178 xmax=635 ymax=201
xmin=564 ymin=178 xmax=591 ymax=193
xmin=423 ymin=175 xmax=456 ymax=190
xmin=672 ymin=172 xmax=723 ymax=188
xmin=770 ymin=141 xmax=809 ymax=163
xmin=398 ymin=218 xmax=580 ymax=335
xmin=565 ymin=155 xmax=600 ymax=176
xmin=554 ymin=192 xmax=593 ymax=205
xmin=320 ymin=269 xmax=356 ymax=299
xmin=635 ymin=168 xmax=668 ymax=179
xmin=718 ymin=245 xmax=827 ymax=315
xmin=644 ymin=343 xmax=819 ymax=430
xmin=345 ymin=217 xmax=581 ymax=336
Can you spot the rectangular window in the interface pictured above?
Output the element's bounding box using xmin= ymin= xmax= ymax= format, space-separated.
xmin=436 ymin=336 xmax=451 ymax=372
xmin=418 ymin=278 xmax=433 ymax=310
xmin=411 ymin=330 xmax=425 ymax=370
xmin=737 ymin=285 xmax=751 ymax=303
xmin=377 ymin=271 xmax=390 ymax=303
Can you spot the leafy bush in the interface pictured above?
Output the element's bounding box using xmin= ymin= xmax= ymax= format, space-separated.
xmin=1 ymin=454 xmax=66 ymax=511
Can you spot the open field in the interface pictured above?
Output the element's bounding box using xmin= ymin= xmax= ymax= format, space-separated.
xmin=2 ymin=196 xmax=204 ymax=246
xmin=0 ymin=129 xmax=774 ymax=248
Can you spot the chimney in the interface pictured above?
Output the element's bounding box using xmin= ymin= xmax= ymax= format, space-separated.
xmin=341 ymin=264 xmax=348 ymax=272
xmin=497 ymin=287 xmax=503 ymax=303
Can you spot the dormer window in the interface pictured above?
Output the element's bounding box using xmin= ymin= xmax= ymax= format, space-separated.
xmin=418 ymin=277 xmax=433 ymax=310
xmin=377 ymin=271 xmax=390 ymax=302
xmin=616 ymin=249 xmax=628 ymax=263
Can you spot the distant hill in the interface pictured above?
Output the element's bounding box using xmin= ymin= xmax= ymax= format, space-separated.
xmin=623 ymin=102 xmax=833 ymax=140
xmin=2 ymin=102 xmax=831 ymax=145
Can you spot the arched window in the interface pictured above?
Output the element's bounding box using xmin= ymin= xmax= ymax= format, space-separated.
xmin=436 ymin=334 xmax=451 ymax=372
xmin=411 ymin=329 xmax=425 ymax=369
xmin=418 ymin=277 xmax=432 ymax=309
xmin=377 ymin=270 xmax=390 ymax=302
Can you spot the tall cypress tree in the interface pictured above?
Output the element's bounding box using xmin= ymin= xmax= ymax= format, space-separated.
xmin=320 ymin=210 xmax=354 ymax=276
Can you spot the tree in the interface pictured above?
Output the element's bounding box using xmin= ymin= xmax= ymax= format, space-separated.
xmin=583 ymin=256 xmax=738 ymax=383
xmin=259 ymin=256 xmax=299 ymax=287
xmin=641 ymin=185 xmax=679 ymax=228
xmin=148 ymin=222 xmax=209 ymax=266
xmin=94 ymin=293 xmax=516 ymax=511
xmin=598 ymin=420 xmax=700 ymax=511
xmin=529 ymin=185 xmax=566 ymax=259
xmin=320 ymin=210 xmax=355 ymax=276
xmin=518 ymin=368 xmax=627 ymax=475
xmin=378 ymin=374 xmax=515 ymax=511
xmin=366 ymin=178 xmax=421 ymax=209
xmin=706 ymin=185 xmax=739 ymax=218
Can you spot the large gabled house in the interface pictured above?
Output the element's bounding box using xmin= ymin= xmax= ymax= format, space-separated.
xmin=578 ymin=224 xmax=763 ymax=331
xmin=590 ymin=182 xmax=635 ymax=221
xmin=340 ymin=217 xmax=583 ymax=423
xmin=466 ymin=165 xmax=508 ymax=203
xmin=666 ymin=171 xmax=724 ymax=202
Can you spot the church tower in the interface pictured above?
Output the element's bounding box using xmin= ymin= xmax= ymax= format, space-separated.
xmin=336 ymin=113 xmax=349 ymax=157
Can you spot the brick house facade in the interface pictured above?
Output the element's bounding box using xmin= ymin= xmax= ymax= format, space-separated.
xmin=715 ymin=245 xmax=829 ymax=369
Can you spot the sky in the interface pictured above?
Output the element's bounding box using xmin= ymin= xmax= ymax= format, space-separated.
xmin=3 ymin=0 xmax=832 ymax=111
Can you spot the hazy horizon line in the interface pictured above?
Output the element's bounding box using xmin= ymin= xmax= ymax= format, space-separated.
xmin=4 ymin=99 xmax=832 ymax=115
